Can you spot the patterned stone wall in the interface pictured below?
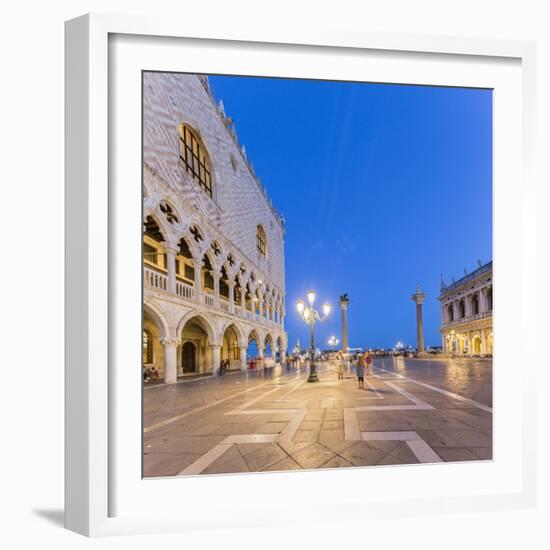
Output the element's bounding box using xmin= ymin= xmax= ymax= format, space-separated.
xmin=143 ymin=72 xmax=285 ymax=292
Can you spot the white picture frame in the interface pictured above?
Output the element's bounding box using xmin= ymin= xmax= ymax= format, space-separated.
xmin=65 ymin=13 xmax=537 ymax=537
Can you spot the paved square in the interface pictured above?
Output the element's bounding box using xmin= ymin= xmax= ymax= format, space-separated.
xmin=143 ymin=357 xmax=492 ymax=477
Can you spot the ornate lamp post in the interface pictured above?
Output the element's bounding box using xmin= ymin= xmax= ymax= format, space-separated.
xmin=296 ymin=290 xmax=331 ymax=383
xmin=328 ymin=336 xmax=339 ymax=351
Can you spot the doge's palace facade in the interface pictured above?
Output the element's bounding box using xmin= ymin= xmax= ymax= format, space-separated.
xmin=439 ymin=261 xmax=493 ymax=356
xmin=143 ymin=73 xmax=287 ymax=383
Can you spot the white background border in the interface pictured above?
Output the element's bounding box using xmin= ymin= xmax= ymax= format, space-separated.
xmin=3 ymin=2 xmax=545 ymax=547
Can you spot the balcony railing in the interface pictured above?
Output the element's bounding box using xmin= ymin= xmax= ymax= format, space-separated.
xmin=176 ymin=280 xmax=194 ymax=300
xmin=144 ymin=265 xmax=284 ymax=328
xmin=144 ymin=266 xmax=167 ymax=292
xmin=441 ymin=310 xmax=492 ymax=329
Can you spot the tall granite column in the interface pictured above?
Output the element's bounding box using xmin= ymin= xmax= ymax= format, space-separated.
xmin=411 ymin=285 xmax=426 ymax=354
xmin=339 ymin=294 xmax=350 ymax=353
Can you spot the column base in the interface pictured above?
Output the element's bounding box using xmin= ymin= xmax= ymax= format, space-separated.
xmin=307 ymin=374 xmax=319 ymax=383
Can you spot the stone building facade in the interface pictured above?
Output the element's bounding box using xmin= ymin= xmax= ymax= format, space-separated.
xmin=438 ymin=261 xmax=493 ymax=356
xmin=143 ymin=73 xmax=287 ymax=383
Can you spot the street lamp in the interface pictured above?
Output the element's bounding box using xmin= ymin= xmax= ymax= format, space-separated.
xmin=296 ymin=290 xmax=330 ymax=382
xmin=328 ymin=336 xmax=339 ymax=351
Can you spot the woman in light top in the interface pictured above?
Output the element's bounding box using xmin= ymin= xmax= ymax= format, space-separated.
xmin=336 ymin=352 xmax=345 ymax=381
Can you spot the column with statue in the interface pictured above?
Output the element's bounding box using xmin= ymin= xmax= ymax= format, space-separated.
xmin=411 ymin=284 xmax=426 ymax=356
xmin=339 ymin=293 xmax=350 ymax=354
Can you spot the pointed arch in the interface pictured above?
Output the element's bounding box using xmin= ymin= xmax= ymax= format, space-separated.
xmin=176 ymin=311 xmax=219 ymax=345
xmin=143 ymin=300 xmax=171 ymax=339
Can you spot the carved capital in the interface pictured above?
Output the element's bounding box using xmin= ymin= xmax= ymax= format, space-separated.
xmin=161 ymin=337 xmax=179 ymax=347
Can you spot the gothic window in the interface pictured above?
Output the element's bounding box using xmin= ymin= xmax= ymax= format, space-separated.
xmin=144 ymin=216 xmax=164 ymax=242
xmin=234 ymin=277 xmax=242 ymax=305
xmin=143 ymin=329 xmax=153 ymax=364
xmin=178 ymin=238 xmax=193 ymax=259
xmin=256 ymin=224 xmax=267 ymax=257
xmin=202 ymin=255 xmax=214 ymax=290
xmin=179 ymin=124 xmax=212 ymax=198
xmin=220 ymin=266 xmax=229 ymax=299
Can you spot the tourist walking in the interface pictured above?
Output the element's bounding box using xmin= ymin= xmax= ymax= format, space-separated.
xmin=356 ymin=353 xmax=365 ymax=389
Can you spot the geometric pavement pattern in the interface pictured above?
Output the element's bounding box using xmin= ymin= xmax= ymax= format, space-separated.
xmin=143 ymin=359 xmax=493 ymax=477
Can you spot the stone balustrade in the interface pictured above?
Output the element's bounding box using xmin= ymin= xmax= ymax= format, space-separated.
xmin=441 ymin=310 xmax=492 ymax=329
xmin=144 ymin=265 xmax=284 ymax=330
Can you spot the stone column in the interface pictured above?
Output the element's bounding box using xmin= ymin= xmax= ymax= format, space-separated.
xmin=194 ymin=262 xmax=202 ymax=303
xmin=256 ymin=295 xmax=262 ymax=321
xmin=213 ymin=273 xmax=220 ymax=309
xmin=239 ymin=345 xmax=248 ymax=370
xmin=481 ymin=329 xmax=487 ymax=355
xmin=339 ymin=294 xmax=350 ymax=353
xmin=479 ymin=289 xmax=486 ymax=314
xmin=411 ymin=285 xmax=426 ymax=354
xmin=228 ymin=280 xmax=235 ymax=314
xmin=161 ymin=338 xmax=179 ymax=384
xmin=211 ymin=344 xmax=221 ymax=375
xmin=164 ymin=244 xmax=177 ymax=295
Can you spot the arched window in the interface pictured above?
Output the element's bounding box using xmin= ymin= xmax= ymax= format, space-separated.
xmin=143 ymin=329 xmax=153 ymax=364
xmin=256 ymin=224 xmax=267 ymax=257
xmin=179 ymin=125 xmax=212 ymax=198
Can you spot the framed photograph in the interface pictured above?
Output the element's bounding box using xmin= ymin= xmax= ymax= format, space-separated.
xmin=65 ymin=13 xmax=537 ymax=536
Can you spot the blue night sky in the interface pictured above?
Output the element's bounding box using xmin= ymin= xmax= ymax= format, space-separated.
xmin=209 ymin=75 xmax=493 ymax=351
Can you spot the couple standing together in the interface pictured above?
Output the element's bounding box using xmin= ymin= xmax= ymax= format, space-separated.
xmin=335 ymin=350 xmax=373 ymax=389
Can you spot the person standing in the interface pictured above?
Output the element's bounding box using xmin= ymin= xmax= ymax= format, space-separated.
xmin=356 ymin=353 xmax=365 ymax=389
xmin=364 ymin=350 xmax=373 ymax=376
xmin=336 ymin=352 xmax=345 ymax=380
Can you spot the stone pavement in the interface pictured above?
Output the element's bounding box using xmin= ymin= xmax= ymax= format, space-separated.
xmin=143 ymin=357 xmax=492 ymax=477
